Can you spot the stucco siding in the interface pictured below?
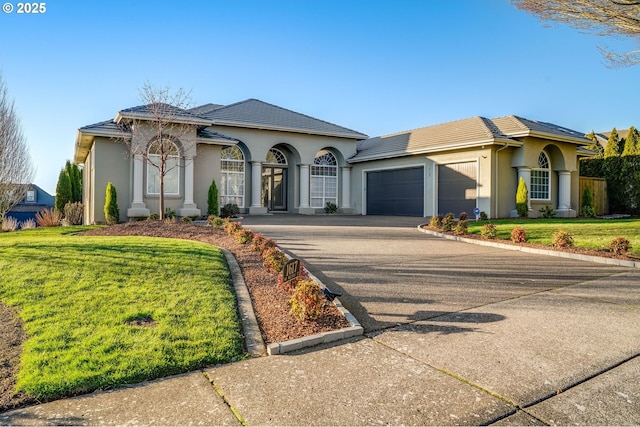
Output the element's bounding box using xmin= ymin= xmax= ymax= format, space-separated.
xmin=194 ymin=144 xmax=223 ymax=215
xmin=92 ymin=137 xmax=131 ymax=223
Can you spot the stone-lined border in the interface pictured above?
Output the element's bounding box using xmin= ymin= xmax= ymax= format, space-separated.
xmin=221 ymin=248 xmax=267 ymax=357
xmin=418 ymin=225 xmax=640 ymax=269
xmin=221 ymin=248 xmax=363 ymax=358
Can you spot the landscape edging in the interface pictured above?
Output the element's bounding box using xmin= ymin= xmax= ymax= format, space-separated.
xmin=418 ymin=225 xmax=640 ymax=269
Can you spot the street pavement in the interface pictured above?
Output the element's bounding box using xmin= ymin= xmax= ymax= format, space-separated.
xmin=2 ymin=214 xmax=639 ymax=426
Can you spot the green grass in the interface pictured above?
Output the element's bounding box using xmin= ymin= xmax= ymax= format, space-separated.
xmin=0 ymin=226 xmax=244 ymax=399
xmin=468 ymin=218 xmax=640 ymax=256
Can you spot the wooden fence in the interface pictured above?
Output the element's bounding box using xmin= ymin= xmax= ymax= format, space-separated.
xmin=579 ymin=177 xmax=608 ymax=215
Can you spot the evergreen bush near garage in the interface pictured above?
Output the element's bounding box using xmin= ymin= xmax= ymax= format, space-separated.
xmin=220 ymin=203 xmax=240 ymax=218
xmin=552 ymin=229 xmax=574 ymax=248
xmin=442 ymin=213 xmax=455 ymax=232
xmin=480 ymin=223 xmax=497 ymax=239
xmin=609 ymin=236 xmax=631 ymax=255
xmin=454 ymin=219 xmax=468 ymax=235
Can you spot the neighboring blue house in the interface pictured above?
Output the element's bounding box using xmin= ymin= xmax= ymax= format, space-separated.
xmin=6 ymin=184 xmax=55 ymax=223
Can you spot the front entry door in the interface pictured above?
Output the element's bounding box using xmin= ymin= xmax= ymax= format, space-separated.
xmin=262 ymin=167 xmax=287 ymax=211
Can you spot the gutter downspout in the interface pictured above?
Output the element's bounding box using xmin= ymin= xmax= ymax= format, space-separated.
xmin=495 ymin=142 xmax=510 ymax=219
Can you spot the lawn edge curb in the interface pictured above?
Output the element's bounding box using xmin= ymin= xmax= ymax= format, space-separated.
xmin=418 ymin=225 xmax=640 ymax=269
xmin=220 ymin=248 xmax=267 ymax=357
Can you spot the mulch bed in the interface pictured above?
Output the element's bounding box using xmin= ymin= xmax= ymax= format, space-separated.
xmin=0 ymin=221 xmax=349 ymax=412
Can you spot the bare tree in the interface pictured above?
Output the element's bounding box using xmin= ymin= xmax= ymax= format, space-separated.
xmin=0 ymin=72 xmax=34 ymax=220
xmin=511 ymin=0 xmax=640 ymax=67
xmin=117 ymin=83 xmax=197 ymax=219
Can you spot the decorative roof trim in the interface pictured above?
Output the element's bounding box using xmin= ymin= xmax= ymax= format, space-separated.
xmin=348 ymin=138 xmax=521 ymax=163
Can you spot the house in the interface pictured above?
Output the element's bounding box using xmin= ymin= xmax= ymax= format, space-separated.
xmin=6 ymin=184 xmax=55 ymax=223
xmin=73 ymin=99 xmax=592 ymax=223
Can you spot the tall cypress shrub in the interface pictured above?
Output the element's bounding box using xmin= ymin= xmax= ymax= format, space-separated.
xmin=516 ymin=177 xmax=529 ymax=218
xmin=104 ymin=182 xmax=119 ymax=225
xmin=604 ymin=128 xmax=621 ymax=158
xmin=55 ymin=168 xmax=72 ymax=212
xmin=207 ymin=179 xmax=219 ymax=216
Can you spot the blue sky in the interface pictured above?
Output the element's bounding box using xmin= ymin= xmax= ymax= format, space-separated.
xmin=1 ymin=0 xmax=638 ymax=194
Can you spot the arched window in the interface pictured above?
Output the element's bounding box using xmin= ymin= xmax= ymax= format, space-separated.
xmin=531 ymin=151 xmax=550 ymax=200
xmin=311 ymin=150 xmax=338 ymax=208
xmin=220 ymin=146 xmax=245 ymax=207
xmin=147 ymin=140 xmax=180 ymax=195
xmin=266 ymin=148 xmax=287 ymax=165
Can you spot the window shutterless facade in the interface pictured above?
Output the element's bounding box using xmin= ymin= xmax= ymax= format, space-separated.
xmin=311 ymin=150 xmax=338 ymax=208
xmin=220 ymin=146 xmax=245 ymax=207
xmin=531 ymin=151 xmax=550 ymax=200
xmin=147 ymin=141 xmax=180 ymax=195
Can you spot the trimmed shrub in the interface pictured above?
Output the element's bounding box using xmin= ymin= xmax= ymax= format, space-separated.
xmin=516 ymin=177 xmax=529 ymax=218
xmin=454 ymin=219 xmax=468 ymax=235
xmin=290 ymin=279 xmax=324 ymax=322
xmin=324 ymin=201 xmax=338 ymax=214
xmin=609 ymin=237 xmax=631 ymax=255
xmin=181 ymin=216 xmax=192 ymax=223
xmin=442 ymin=213 xmax=455 ymax=232
xmin=220 ymin=203 xmax=240 ymax=218
xmin=164 ymin=207 xmax=176 ymax=219
xmin=208 ymin=215 xmax=225 ymax=228
xmin=104 ymin=182 xmax=119 ymax=225
xmin=458 ymin=212 xmax=468 ymax=221
xmin=479 ymin=211 xmax=488 ymax=221
xmin=223 ymin=219 xmax=242 ymax=235
xmin=429 ymin=215 xmax=443 ymax=229
xmin=510 ymin=227 xmax=527 ymax=243
xmin=480 ymin=223 xmax=497 ymax=239
xmin=251 ymin=233 xmax=276 ymax=253
xmin=63 ymin=201 xmax=84 ymax=225
xmin=539 ymin=205 xmax=557 ymax=219
xmin=235 ymin=228 xmax=254 ymax=244
xmin=35 ymin=208 xmax=62 ymax=227
xmin=552 ymin=230 xmax=574 ymax=248
xmin=2 ymin=216 xmax=19 ymax=232
xmin=148 ymin=212 xmax=160 ymax=220
xmin=207 ymin=180 xmax=219 ymax=216
xmin=262 ymin=247 xmax=287 ymax=273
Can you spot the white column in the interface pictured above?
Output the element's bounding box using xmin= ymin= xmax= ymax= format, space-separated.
xmin=178 ymin=157 xmax=200 ymax=217
xmin=127 ymin=154 xmax=150 ymax=218
xmin=341 ymin=166 xmax=351 ymax=209
xmin=558 ymin=171 xmax=575 ymax=217
xmin=250 ymin=161 xmax=268 ymax=214
xmin=299 ymin=164 xmax=310 ymax=208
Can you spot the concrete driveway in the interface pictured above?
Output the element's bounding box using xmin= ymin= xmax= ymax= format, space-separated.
xmin=238 ymin=214 xmax=640 ymax=424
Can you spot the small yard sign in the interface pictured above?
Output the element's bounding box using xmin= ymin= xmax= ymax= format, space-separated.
xmin=282 ymin=258 xmax=301 ymax=283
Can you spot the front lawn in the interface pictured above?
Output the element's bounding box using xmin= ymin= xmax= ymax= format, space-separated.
xmin=467 ymin=218 xmax=640 ymax=257
xmin=0 ymin=226 xmax=243 ymax=400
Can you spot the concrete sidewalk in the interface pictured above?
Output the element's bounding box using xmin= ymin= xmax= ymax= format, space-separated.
xmin=2 ymin=215 xmax=639 ymax=425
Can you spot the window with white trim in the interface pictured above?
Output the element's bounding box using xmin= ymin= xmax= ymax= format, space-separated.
xmin=266 ymin=148 xmax=287 ymax=165
xmin=531 ymin=151 xmax=550 ymax=200
xmin=26 ymin=190 xmax=35 ymax=202
xmin=220 ymin=146 xmax=245 ymax=207
xmin=147 ymin=140 xmax=180 ymax=195
xmin=311 ymin=150 xmax=338 ymax=208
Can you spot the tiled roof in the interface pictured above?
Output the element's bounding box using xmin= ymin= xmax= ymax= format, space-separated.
xmin=197 ymin=128 xmax=239 ymax=144
xmin=117 ymin=103 xmax=212 ymax=126
xmin=492 ymin=116 xmax=589 ymax=142
xmin=349 ymin=115 xmax=591 ymax=163
xmin=194 ymin=99 xmax=368 ymax=140
xmin=78 ymin=119 xmax=126 ymax=136
xmin=349 ymin=116 xmax=514 ymax=163
xmin=188 ymin=103 xmax=225 ymax=116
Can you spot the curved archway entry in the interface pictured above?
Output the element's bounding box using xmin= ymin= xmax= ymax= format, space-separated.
xmin=262 ymin=148 xmax=288 ymax=211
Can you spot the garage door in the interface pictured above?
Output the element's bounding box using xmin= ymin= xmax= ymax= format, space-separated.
xmin=438 ymin=162 xmax=477 ymax=215
xmin=366 ymin=167 xmax=424 ymax=216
